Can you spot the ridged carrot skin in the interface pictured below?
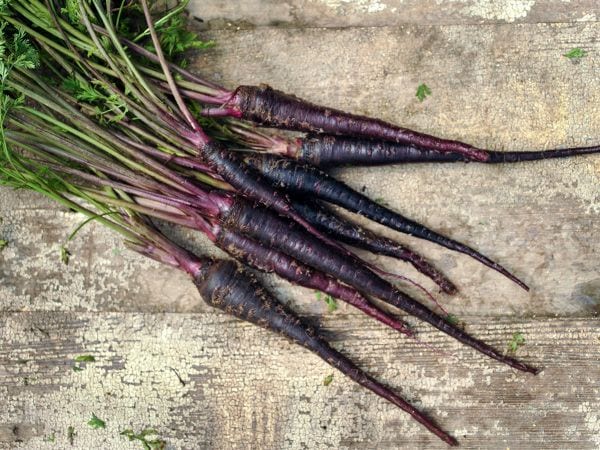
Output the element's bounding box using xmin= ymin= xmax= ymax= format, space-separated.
xmin=198 ymin=142 xmax=339 ymax=248
xmin=226 ymin=84 xmax=490 ymax=161
xmin=221 ymin=198 xmax=538 ymax=374
xmin=244 ymin=154 xmax=529 ymax=291
xmin=215 ymin=227 xmax=412 ymax=335
xmin=291 ymin=200 xmax=457 ymax=294
xmin=295 ymin=134 xmax=600 ymax=167
xmin=193 ymin=259 xmax=459 ymax=446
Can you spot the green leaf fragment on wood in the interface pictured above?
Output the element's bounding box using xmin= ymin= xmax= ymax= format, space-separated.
xmin=316 ymin=291 xmax=337 ymax=312
xmin=72 ymin=365 xmax=84 ymax=372
xmin=323 ymin=374 xmax=334 ymax=386
xmin=0 ymin=239 xmax=7 ymax=251
xmin=88 ymin=414 xmax=106 ymax=430
xmin=60 ymin=246 xmax=71 ymax=265
xmin=416 ymin=83 xmax=432 ymax=102
xmin=563 ymin=48 xmax=587 ymax=59
xmin=374 ymin=197 xmax=389 ymax=206
xmin=75 ymin=354 xmax=96 ymax=362
xmin=121 ymin=428 xmax=167 ymax=450
xmin=67 ymin=426 xmax=76 ymax=445
xmin=445 ymin=313 xmax=460 ymax=326
xmin=45 ymin=433 xmax=55 ymax=442
xmin=324 ymin=294 xmax=338 ymax=312
xmin=507 ymin=332 xmax=525 ymax=353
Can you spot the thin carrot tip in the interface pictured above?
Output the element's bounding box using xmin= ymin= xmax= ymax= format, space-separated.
xmin=531 ymin=366 xmax=543 ymax=375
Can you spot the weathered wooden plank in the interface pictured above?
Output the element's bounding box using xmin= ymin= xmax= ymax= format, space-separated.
xmin=0 ymin=313 xmax=598 ymax=449
xmin=2 ymin=22 xmax=598 ymax=316
xmin=194 ymin=0 xmax=600 ymax=27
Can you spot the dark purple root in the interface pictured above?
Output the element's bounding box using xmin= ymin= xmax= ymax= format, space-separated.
xmin=485 ymin=146 xmax=600 ymax=163
xmin=295 ymin=135 xmax=600 ymax=167
xmin=215 ymin=227 xmax=413 ymax=335
xmin=245 ymin=154 xmax=529 ymax=291
xmin=222 ymin=198 xmax=539 ymax=373
xmin=199 ymin=141 xmax=370 ymax=265
xmin=194 ymin=259 xmax=458 ymax=446
xmin=227 ymin=84 xmax=489 ymax=161
xmin=291 ymin=199 xmax=457 ymax=295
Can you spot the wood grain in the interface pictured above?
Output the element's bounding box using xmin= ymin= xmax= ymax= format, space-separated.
xmin=0 ymin=313 xmax=598 ymax=449
xmin=194 ymin=0 xmax=600 ymax=28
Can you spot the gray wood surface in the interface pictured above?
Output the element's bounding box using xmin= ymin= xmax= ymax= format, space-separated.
xmin=1 ymin=1 xmax=599 ymax=449
xmin=1 ymin=313 xmax=599 ymax=450
xmin=195 ymin=0 xmax=600 ymax=27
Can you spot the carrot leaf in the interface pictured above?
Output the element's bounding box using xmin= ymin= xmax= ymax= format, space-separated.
xmin=121 ymin=428 xmax=166 ymax=450
xmin=323 ymin=374 xmax=334 ymax=386
xmin=67 ymin=426 xmax=76 ymax=445
xmin=416 ymin=83 xmax=432 ymax=102
xmin=60 ymin=246 xmax=71 ymax=265
xmin=563 ymin=48 xmax=587 ymax=60
xmin=507 ymin=332 xmax=525 ymax=353
xmin=324 ymin=294 xmax=338 ymax=312
xmin=445 ymin=314 xmax=459 ymax=326
xmin=74 ymin=355 xmax=96 ymax=362
xmin=87 ymin=414 xmax=106 ymax=430
xmin=316 ymin=291 xmax=338 ymax=312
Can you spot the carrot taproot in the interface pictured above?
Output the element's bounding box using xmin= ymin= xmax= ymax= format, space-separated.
xmin=212 ymin=225 xmax=413 ymax=335
xmin=221 ymin=197 xmax=538 ymax=373
xmin=293 ymin=134 xmax=600 ymax=167
xmin=224 ymin=84 xmax=489 ymax=161
xmin=244 ymin=154 xmax=528 ymax=291
xmin=291 ymin=199 xmax=457 ymax=294
xmin=194 ymin=259 xmax=458 ymax=446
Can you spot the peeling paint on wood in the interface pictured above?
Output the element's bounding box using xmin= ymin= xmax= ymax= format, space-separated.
xmin=193 ymin=0 xmax=600 ymax=27
xmin=0 ymin=314 xmax=598 ymax=449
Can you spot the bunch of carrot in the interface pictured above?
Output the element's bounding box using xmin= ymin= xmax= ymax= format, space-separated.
xmin=1 ymin=1 xmax=597 ymax=445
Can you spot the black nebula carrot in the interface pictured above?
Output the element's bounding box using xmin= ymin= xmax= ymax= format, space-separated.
xmin=244 ymin=154 xmax=528 ymax=291
xmin=222 ymin=198 xmax=538 ymax=373
xmin=214 ymin=226 xmax=413 ymax=335
xmin=194 ymin=141 xmax=373 ymax=268
xmin=194 ymin=258 xmax=458 ymax=446
xmin=294 ymin=134 xmax=600 ymax=167
xmin=225 ymin=84 xmax=489 ymax=161
xmin=197 ymin=141 xmax=320 ymax=234
xmin=291 ymin=200 xmax=457 ymax=295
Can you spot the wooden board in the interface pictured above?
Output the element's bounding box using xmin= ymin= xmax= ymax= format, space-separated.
xmin=194 ymin=0 xmax=600 ymax=27
xmin=1 ymin=313 xmax=599 ymax=450
xmin=0 ymin=1 xmax=599 ymax=448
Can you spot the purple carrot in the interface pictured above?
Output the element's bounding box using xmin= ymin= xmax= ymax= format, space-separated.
xmin=135 ymin=238 xmax=456 ymax=445
xmin=291 ymin=135 xmax=600 ymax=167
xmin=223 ymin=84 xmax=489 ymax=161
xmin=124 ymin=5 xmax=348 ymax=266
xmin=244 ymin=153 xmax=529 ymax=291
xmin=212 ymin=224 xmax=413 ymax=335
xmin=192 ymin=258 xmax=458 ymax=446
xmin=123 ymin=36 xmax=598 ymax=164
xmin=291 ymin=199 xmax=457 ymax=295
xmin=219 ymin=196 xmax=539 ymax=374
